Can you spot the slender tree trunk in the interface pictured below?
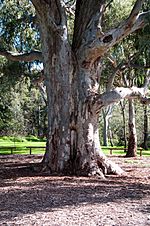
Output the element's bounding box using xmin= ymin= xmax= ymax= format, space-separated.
xmin=120 ymin=101 xmax=127 ymax=149
xmin=102 ymin=106 xmax=113 ymax=146
xmin=102 ymin=110 xmax=109 ymax=146
xmin=122 ymin=110 xmax=127 ymax=149
xmin=143 ymin=105 xmax=148 ymax=150
xmin=108 ymin=127 xmax=114 ymax=147
xmin=126 ymin=100 xmax=137 ymax=157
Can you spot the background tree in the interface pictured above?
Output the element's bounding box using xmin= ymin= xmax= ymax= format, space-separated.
xmin=0 ymin=59 xmax=47 ymax=137
xmin=0 ymin=0 xmax=47 ymax=137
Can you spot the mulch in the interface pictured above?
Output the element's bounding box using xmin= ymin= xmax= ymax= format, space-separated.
xmin=0 ymin=154 xmax=150 ymax=226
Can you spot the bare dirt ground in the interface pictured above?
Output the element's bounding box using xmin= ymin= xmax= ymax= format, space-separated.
xmin=0 ymin=154 xmax=150 ymax=226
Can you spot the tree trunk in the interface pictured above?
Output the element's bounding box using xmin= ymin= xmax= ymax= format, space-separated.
xmin=102 ymin=106 xmax=113 ymax=146
xmin=120 ymin=101 xmax=127 ymax=149
xmin=30 ymin=0 xmax=149 ymax=176
xmin=143 ymin=105 xmax=148 ymax=150
xmin=102 ymin=109 xmax=109 ymax=146
xmin=101 ymin=107 xmax=110 ymax=146
xmin=35 ymin=11 xmax=123 ymax=176
xmin=0 ymin=0 xmax=148 ymax=177
xmin=126 ymin=100 xmax=137 ymax=157
xmin=30 ymin=0 xmax=144 ymax=177
xmin=108 ymin=127 xmax=114 ymax=147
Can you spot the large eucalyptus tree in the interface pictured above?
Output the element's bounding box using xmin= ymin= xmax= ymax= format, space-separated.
xmin=1 ymin=0 xmax=150 ymax=176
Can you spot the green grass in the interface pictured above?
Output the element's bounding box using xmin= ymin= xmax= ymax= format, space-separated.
xmin=0 ymin=145 xmax=46 ymax=155
xmin=102 ymin=146 xmax=150 ymax=157
xmin=0 ymin=136 xmax=46 ymax=155
xmin=0 ymin=136 xmax=150 ymax=156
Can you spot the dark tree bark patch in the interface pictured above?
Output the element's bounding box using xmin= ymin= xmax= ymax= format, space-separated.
xmin=103 ymin=35 xmax=113 ymax=43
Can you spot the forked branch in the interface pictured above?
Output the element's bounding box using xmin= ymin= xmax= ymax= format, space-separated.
xmin=83 ymin=0 xmax=150 ymax=63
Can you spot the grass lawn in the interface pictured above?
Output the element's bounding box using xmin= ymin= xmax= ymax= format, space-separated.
xmin=0 ymin=136 xmax=46 ymax=155
xmin=0 ymin=136 xmax=150 ymax=156
xmin=102 ymin=146 xmax=150 ymax=157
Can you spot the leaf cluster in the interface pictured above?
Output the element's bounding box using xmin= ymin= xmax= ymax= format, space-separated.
xmin=0 ymin=0 xmax=40 ymax=52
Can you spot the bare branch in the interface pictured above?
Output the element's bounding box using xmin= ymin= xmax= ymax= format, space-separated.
xmin=0 ymin=50 xmax=42 ymax=62
xmin=106 ymin=56 xmax=124 ymax=91
xmin=63 ymin=0 xmax=75 ymax=17
xmin=105 ymin=0 xmax=113 ymax=9
xmin=127 ymin=0 xmax=144 ymax=26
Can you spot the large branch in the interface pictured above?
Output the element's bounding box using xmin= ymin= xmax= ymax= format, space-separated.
xmin=91 ymin=86 xmax=149 ymax=114
xmin=98 ymin=86 xmax=147 ymax=107
xmin=31 ymin=0 xmax=66 ymax=35
xmin=72 ymin=0 xmax=105 ymax=52
xmin=81 ymin=0 xmax=150 ymax=63
xmin=93 ymin=70 xmax=150 ymax=110
xmin=0 ymin=50 xmax=42 ymax=62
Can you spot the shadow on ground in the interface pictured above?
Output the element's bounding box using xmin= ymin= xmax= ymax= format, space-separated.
xmin=0 ymin=155 xmax=150 ymax=223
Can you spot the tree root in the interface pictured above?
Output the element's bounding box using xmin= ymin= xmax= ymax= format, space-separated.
xmin=97 ymin=156 xmax=124 ymax=176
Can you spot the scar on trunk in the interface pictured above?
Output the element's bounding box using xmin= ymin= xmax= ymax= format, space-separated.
xmin=82 ymin=60 xmax=91 ymax=69
xmin=103 ymin=35 xmax=113 ymax=43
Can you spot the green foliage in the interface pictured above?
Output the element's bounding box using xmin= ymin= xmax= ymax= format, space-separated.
xmin=0 ymin=0 xmax=40 ymax=52
xmin=0 ymin=0 xmax=46 ymax=138
xmin=99 ymin=101 xmax=150 ymax=148
xmin=104 ymin=0 xmax=135 ymax=31
xmin=0 ymin=135 xmax=46 ymax=142
xmin=0 ymin=63 xmax=47 ymax=137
